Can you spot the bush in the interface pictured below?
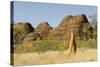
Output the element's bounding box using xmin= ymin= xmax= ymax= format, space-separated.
xmin=12 ymin=40 xmax=69 ymax=53
xmin=76 ymin=38 xmax=97 ymax=48
xmin=13 ymin=44 xmax=34 ymax=53
xmin=32 ymin=40 xmax=69 ymax=52
xmin=12 ymin=38 xmax=97 ymax=53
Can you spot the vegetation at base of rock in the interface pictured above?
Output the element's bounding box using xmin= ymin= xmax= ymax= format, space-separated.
xmin=76 ymin=38 xmax=97 ymax=48
xmin=13 ymin=40 xmax=67 ymax=53
xmin=11 ymin=14 xmax=97 ymax=53
xmin=13 ymin=39 xmax=96 ymax=53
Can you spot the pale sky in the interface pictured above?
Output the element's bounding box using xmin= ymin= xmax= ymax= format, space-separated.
xmin=11 ymin=1 xmax=97 ymax=28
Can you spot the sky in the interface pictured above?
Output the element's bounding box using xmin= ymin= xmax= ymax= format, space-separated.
xmin=12 ymin=1 xmax=97 ymax=28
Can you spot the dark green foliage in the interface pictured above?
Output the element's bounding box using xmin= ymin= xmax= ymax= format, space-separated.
xmin=12 ymin=22 xmax=34 ymax=44
xmin=89 ymin=14 xmax=97 ymax=30
xmin=79 ymin=22 xmax=94 ymax=40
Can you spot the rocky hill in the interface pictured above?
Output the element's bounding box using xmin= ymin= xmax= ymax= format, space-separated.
xmin=23 ymin=22 xmax=53 ymax=44
xmin=12 ymin=14 xmax=94 ymax=45
xmin=12 ymin=22 xmax=34 ymax=44
xmin=35 ymin=22 xmax=53 ymax=37
xmin=48 ymin=14 xmax=93 ymax=40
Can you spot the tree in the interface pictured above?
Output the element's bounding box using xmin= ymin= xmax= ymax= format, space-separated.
xmin=89 ymin=14 xmax=97 ymax=39
xmin=89 ymin=14 xmax=97 ymax=31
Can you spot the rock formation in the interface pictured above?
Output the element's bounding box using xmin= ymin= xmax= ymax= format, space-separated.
xmin=12 ymin=22 xmax=34 ymax=44
xmin=22 ymin=22 xmax=53 ymax=44
xmin=12 ymin=14 xmax=94 ymax=45
xmin=35 ymin=22 xmax=53 ymax=38
xmin=23 ymin=32 xmax=42 ymax=44
xmin=48 ymin=14 xmax=93 ymax=40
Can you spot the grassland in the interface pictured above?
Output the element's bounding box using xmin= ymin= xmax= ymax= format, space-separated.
xmin=13 ymin=48 xmax=97 ymax=66
xmin=11 ymin=38 xmax=97 ymax=66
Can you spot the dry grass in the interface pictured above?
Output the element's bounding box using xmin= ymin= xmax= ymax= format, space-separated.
xmin=13 ymin=48 xmax=97 ymax=66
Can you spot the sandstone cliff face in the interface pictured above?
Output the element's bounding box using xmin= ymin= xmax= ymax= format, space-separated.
xmin=35 ymin=22 xmax=53 ymax=37
xmin=13 ymin=14 xmax=94 ymax=45
xmin=48 ymin=14 xmax=93 ymax=40
xmin=22 ymin=22 xmax=53 ymax=44
xmin=23 ymin=32 xmax=42 ymax=44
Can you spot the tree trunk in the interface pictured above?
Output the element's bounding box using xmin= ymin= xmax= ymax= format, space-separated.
xmin=68 ymin=31 xmax=77 ymax=55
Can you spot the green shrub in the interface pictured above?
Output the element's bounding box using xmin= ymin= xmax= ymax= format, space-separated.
xmin=32 ymin=40 xmax=58 ymax=52
xmin=13 ymin=40 xmax=69 ymax=53
xmin=13 ymin=44 xmax=34 ymax=53
xmin=76 ymin=38 xmax=97 ymax=48
xmin=12 ymin=38 xmax=97 ymax=53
